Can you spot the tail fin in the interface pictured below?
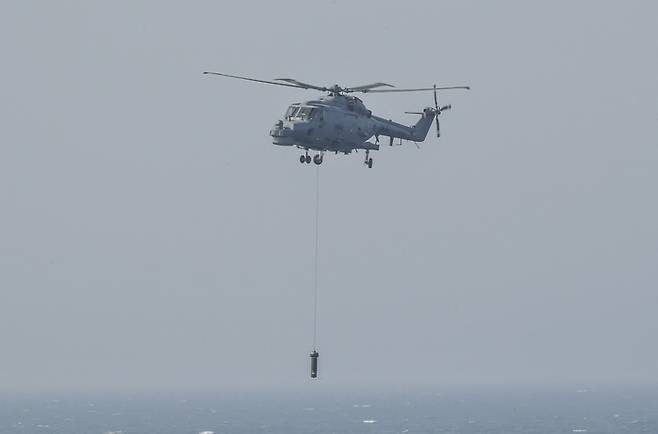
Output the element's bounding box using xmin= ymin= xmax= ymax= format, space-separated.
xmin=411 ymin=108 xmax=436 ymax=142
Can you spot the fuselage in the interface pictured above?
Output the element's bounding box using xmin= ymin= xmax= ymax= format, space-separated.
xmin=270 ymin=94 xmax=436 ymax=154
xmin=270 ymin=94 xmax=374 ymax=153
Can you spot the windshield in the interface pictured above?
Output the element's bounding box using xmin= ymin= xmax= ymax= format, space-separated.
xmin=285 ymin=105 xmax=300 ymax=119
xmin=285 ymin=105 xmax=317 ymax=120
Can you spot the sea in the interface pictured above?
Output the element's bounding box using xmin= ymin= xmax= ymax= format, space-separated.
xmin=1 ymin=386 xmax=657 ymax=434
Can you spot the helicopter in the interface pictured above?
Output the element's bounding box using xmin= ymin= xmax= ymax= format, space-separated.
xmin=203 ymin=71 xmax=469 ymax=168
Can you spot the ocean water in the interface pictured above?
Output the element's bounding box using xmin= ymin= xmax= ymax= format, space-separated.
xmin=1 ymin=386 xmax=657 ymax=434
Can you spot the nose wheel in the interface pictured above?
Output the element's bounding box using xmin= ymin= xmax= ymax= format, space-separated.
xmin=300 ymin=152 xmax=312 ymax=164
xmin=299 ymin=152 xmax=322 ymax=165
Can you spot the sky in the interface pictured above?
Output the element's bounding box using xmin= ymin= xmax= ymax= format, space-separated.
xmin=1 ymin=1 xmax=657 ymax=391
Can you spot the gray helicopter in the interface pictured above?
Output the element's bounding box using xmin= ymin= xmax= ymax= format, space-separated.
xmin=203 ymin=72 xmax=469 ymax=168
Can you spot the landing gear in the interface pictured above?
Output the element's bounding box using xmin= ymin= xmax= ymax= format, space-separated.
xmin=299 ymin=151 xmax=324 ymax=165
xmin=364 ymin=150 xmax=373 ymax=168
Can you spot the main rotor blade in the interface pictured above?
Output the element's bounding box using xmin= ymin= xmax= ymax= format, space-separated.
xmin=346 ymin=82 xmax=394 ymax=92
xmin=274 ymin=78 xmax=328 ymax=92
xmin=203 ymin=71 xmax=311 ymax=90
xmin=361 ymin=85 xmax=471 ymax=93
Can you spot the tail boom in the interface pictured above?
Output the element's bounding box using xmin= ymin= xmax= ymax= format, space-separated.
xmin=372 ymin=108 xmax=436 ymax=143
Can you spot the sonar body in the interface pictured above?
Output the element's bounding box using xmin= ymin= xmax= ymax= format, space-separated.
xmin=310 ymin=350 xmax=319 ymax=378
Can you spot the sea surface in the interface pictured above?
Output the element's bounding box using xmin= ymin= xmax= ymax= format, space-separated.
xmin=1 ymin=386 xmax=657 ymax=434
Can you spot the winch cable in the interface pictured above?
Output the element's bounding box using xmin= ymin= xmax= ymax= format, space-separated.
xmin=312 ymin=165 xmax=320 ymax=351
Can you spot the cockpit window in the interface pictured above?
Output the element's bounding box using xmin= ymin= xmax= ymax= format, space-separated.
xmin=285 ymin=105 xmax=300 ymax=119
xmin=286 ymin=106 xmax=318 ymax=120
xmin=298 ymin=107 xmax=316 ymax=119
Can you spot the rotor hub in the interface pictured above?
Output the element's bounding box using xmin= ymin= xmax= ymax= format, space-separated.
xmin=328 ymin=84 xmax=344 ymax=95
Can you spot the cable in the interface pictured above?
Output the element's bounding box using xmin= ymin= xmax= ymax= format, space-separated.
xmin=312 ymin=165 xmax=320 ymax=350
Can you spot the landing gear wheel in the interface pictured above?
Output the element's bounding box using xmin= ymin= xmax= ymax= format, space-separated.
xmin=313 ymin=154 xmax=323 ymax=165
xmin=305 ymin=155 xmax=312 ymax=164
xmin=364 ymin=149 xmax=372 ymax=168
xmin=300 ymin=155 xmax=306 ymax=164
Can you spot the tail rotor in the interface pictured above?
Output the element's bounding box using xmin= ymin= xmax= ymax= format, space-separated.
xmin=433 ymin=84 xmax=452 ymax=138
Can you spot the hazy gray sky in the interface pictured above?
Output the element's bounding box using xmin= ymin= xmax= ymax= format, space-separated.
xmin=1 ymin=1 xmax=657 ymax=391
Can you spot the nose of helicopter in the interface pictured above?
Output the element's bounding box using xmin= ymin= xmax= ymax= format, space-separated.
xmin=270 ymin=121 xmax=295 ymax=146
xmin=270 ymin=122 xmax=290 ymax=136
